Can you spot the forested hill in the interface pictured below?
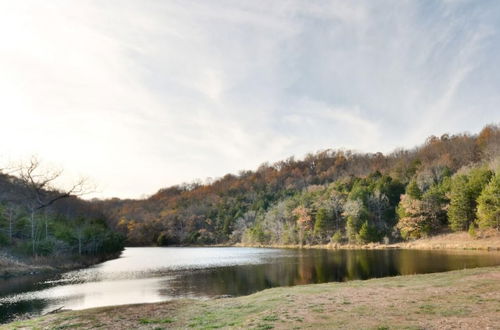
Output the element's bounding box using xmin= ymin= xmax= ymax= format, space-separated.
xmin=0 ymin=165 xmax=124 ymax=258
xmin=100 ymin=124 xmax=500 ymax=246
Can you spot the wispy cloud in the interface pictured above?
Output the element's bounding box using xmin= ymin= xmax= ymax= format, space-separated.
xmin=0 ymin=0 xmax=499 ymax=198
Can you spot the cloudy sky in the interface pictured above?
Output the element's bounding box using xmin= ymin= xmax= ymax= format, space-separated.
xmin=0 ymin=0 xmax=499 ymax=198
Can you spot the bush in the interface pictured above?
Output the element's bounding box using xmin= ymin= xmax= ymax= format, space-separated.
xmin=358 ymin=221 xmax=379 ymax=243
xmin=468 ymin=224 xmax=476 ymax=238
xmin=157 ymin=232 xmax=176 ymax=246
xmin=0 ymin=232 xmax=8 ymax=246
xmin=102 ymin=232 xmax=125 ymax=253
xmin=331 ymin=230 xmax=343 ymax=243
xmin=37 ymin=239 xmax=55 ymax=256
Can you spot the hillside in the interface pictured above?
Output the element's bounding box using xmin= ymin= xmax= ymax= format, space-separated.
xmin=0 ymin=162 xmax=124 ymax=275
xmin=99 ymin=124 xmax=500 ymax=247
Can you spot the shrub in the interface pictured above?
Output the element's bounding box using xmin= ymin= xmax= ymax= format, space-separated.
xmin=468 ymin=224 xmax=476 ymax=238
xmin=358 ymin=221 xmax=379 ymax=243
xmin=331 ymin=230 xmax=343 ymax=243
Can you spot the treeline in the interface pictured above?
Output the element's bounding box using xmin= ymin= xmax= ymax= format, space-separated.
xmin=100 ymin=124 xmax=500 ymax=246
xmin=0 ymin=160 xmax=124 ymax=258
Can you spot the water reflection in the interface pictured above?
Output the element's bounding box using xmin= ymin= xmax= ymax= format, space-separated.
xmin=1 ymin=247 xmax=500 ymax=323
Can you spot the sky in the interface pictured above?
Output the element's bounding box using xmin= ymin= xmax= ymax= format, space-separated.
xmin=0 ymin=0 xmax=499 ymax=199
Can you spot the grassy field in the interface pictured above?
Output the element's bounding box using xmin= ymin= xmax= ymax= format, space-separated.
xmin=4 ymin=266 xmax=500 ymax=329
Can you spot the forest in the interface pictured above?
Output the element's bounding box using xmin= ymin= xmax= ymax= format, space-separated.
xmin=1 ymin=125 xmax=498 ymax=252
xmin=0 ymin=159 xmax=124 ymax=259
xmin=100 ymin=124 xmax=500 ymax=247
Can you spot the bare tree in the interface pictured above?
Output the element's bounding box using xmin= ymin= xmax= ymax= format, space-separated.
xmin=325 ymin=191 xmax=345 ymax=231
xmin=5 ymin=205 xmax=15 ymax=244
xmin=14 ymin=157 xmax=91 ymax=256
xmin=367 ymin=190 xmax=390 ymax=231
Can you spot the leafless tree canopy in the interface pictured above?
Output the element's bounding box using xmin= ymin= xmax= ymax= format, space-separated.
xmin=14 ymin=156 xmax=92 ymax=210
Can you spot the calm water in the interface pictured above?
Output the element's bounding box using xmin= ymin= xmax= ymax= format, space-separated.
xmin=1 ymin=247 xmax=500 ymax=323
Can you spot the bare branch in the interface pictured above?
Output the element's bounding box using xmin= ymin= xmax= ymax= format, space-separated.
xmin=12 ymin=156 xmax=94 ymax=210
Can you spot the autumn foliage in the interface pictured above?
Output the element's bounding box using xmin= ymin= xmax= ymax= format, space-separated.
xmin=98 ymin=124 xmax=500 ymax=246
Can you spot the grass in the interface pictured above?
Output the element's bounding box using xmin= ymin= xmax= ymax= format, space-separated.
xmin=3 ymin=265 xmax=500 ymax=329
xmin=261 ymin=315 xmax=279 ymax=322
xmin=139 ymin=318 xmax=174 ymax=324
xmin=52 ymin=323 xmax=85 ymax=329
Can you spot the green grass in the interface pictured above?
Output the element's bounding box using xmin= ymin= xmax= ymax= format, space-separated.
xmin=52 ymin=323 xmax=86 ymax=329
xmin=138 ymin=317 xmax=174 ymax=324
xmin=417 ymin=304 xmax=436 ymax=314
xmin=261 ymin=314 xmax=279 ymax=321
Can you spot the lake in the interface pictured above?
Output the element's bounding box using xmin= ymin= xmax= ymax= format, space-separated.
xmin=1 ymin=247 xmax=500 ymax=323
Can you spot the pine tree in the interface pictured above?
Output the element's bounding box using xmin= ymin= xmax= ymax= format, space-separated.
xmin=448 ymin=168 xmax=492 ymax=231
xmin=477 ymin=174 xmax=500 ymax=230
xmin=358 ymin=221 xmax=378 ymax=243
xmin=448 ymin=175 xmax=471 ymax=231
xmin=314 ymin=208 xmax=329 ymax=238
xmin=406 ymin=180 xmax=422 ymax=199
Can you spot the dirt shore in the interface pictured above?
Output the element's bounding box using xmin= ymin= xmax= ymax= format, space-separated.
xmin=0 ymin=252 xmax=121 ymax=278
xmin=235 ymin=230 xmax=500 ymax=251
xmin=0 ymin=254 xmax=53 ymax=278
xmin=4 ymin=265 xmax=499 ymax=329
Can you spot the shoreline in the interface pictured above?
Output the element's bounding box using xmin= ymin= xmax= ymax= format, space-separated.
xmin=0 ymin=251 xmax=122 ymax=279
xmin=234 ymin=231 xmax=500 ymax=251
xmin=4 ymin=265 xmax=499 ymax=329
xmin=3 ymin=231 xmax=498 ymax=278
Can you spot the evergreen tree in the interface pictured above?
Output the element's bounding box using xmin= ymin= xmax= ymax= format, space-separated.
xmin=405 ymin=179 xmax=422 ymax=199
xmin=448 ymin=175 xmax=471 ymax=231
xmin=358 ymin=221 xmax=378 ymax=243
xmin=331 ymin=229 xmax=343 ymax=243
xmin=448 ymin=168 xmax=492 ymax=231
xmin=477 ymin=174 xmax=500 ymax=230
xmin=314 ymin=208 xmax=329 ymax=239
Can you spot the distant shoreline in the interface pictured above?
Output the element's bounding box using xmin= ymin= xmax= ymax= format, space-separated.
xmin=234 ymin=231 xmax=500 ymax=251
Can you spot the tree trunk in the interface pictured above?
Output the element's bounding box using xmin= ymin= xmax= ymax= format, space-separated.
xmin=30 ymin=209 xmax=36 ymax=256
xmin=8 ymin=208 xmax=12 ymax=244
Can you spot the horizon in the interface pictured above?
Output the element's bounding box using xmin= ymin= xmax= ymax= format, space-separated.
xmin=1 ymin=1 xmax=500 ymax=198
